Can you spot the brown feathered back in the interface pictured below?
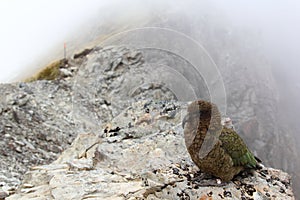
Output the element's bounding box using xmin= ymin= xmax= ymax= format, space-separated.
xmin=183 ymin=100 xmax=222 ymax=159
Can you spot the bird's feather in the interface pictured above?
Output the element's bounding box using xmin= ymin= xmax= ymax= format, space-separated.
xmin=183 ymin=100 xmax=260 ymax=181
xmin=219 ymin=127 xmax=257 ymax=168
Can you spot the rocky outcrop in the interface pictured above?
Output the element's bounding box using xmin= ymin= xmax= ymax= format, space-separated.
xmin=0 ymin=80 xmax=75 ymax=193
xmin=0 ymin=46 xmax=186 ymax=197
xmin=0 ymin=46 xmax=295 ymax=199
xmin=7 ymin=100 xmax=294 ymax=199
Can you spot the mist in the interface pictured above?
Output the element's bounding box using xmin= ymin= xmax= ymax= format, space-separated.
xmin=1 ymin=1 xmax=299 ymax=83
xmin=1 ymin=0 xmax=300 ymax=196
xmin=0 ymin=0 xmax=107 ymax=82
xmin=213 ymin=0 xmax=300 ymax=137
xmin=217 ymin=0 xmax=300 ymax=143
xmin=217 ymin=0 xmax=300 ymax=85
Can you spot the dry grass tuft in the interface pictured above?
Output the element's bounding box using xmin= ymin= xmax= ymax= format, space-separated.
xmin=25 ymin=59 xmax=66 ymax=82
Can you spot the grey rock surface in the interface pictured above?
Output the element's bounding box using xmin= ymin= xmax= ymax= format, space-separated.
xmin=0 ymin=45 xmax=296 ymax=199
xmin=10 ymin=5 xmax=300 ymax=196
xmin=7 ymin=100 xmax=294 ymax=200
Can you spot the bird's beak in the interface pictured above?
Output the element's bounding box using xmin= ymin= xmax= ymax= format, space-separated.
xmin=182 ymin=114 xmax=189 ymax=128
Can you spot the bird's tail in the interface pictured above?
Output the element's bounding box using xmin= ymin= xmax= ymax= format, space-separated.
xmin=254 ymin=156 xmax=263 ymax=169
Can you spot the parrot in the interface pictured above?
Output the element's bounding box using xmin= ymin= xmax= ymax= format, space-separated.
xmin=182 ymin=100 xmax=258 ymax=182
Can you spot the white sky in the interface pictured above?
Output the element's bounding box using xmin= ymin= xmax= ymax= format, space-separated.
xmin=216 ymin=0 xmax=300 ymax=70
xmin=0 ymin=0 xmax=300 ymax=83
xmin=0 ymin=0 xmax=106 ymax=82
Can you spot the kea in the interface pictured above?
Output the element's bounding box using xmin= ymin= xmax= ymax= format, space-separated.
xmin=182 ymin=100 xmax=258 ymax=182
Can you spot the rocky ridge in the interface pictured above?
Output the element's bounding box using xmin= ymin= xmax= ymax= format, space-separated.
xmin=6 ymin=99 xmax=295 ymax=199
xmin=0 ymin=46 xmax=295 ymax=199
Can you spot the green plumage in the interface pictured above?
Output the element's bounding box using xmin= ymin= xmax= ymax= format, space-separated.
xmin=183 ymin=100 xmax=258 ymax=181
xmin=219 ymin=127 xmax=257 ymax=168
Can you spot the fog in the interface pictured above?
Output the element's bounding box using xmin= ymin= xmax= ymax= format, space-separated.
xmin=1 ymin=0 xmax=300 ymax=196
xmin=218 ymin=0 xmax=300 ymax=84
xmin=3 ymin=1 xmax=299 ymax=83
xmin=214 ymin=1 xmax=300 ymax=129
xmin=0 ymin=0 xmax=107 ymax=82
xmin=1 ymin=1 xmax=299 ymax=83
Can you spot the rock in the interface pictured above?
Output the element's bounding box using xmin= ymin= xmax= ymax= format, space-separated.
xmin=59 ymin=68 xmax=73 ymax=77
xmin=73 ymin=48 xmax=94 ymax=59
xmin=6 ymin=100 xmax=295 ymax=200
xmin=0 ymin=45 xmax=296 ymax=199
xmin=0 ymin=46 xmax=169 ymax=195
xmin=0 ymin=190 xmax=9 ymax=200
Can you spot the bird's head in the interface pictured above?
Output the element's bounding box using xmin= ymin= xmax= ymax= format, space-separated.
xmin=182 ymin=100 xmax=221 ymax=129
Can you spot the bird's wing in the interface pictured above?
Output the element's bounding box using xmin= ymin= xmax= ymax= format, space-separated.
xmin=219 ymin=127 xmax=257 ymax=168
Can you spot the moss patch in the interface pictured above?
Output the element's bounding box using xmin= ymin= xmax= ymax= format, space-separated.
xmin=25 ymin=59 xmax=67 ymax=82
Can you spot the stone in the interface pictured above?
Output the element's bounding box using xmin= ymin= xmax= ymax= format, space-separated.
xmin=0 ymin=45 xmax=296 ymax=199
xmin=6 ymin=100 xmax=295 ymax=200
xmin=59 ymin=68 xmax=73 ymax=77
xmin=0 ymin=190 xmax=9 ymax=200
